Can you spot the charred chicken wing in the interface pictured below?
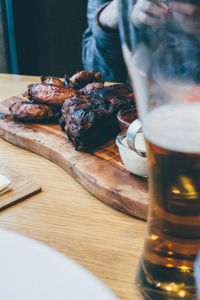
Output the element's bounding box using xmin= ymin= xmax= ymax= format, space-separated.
xmin=60 ymin=83 xmax=135 ymax=150
xmin=79 ymin=82 xmax=104 ymax=95
xmin=40 ymin=76 xmax=64 ymax=86
xmin=27 ymin=83 xmax=77 ymax=106
xmin=65 ymin=70 xmax=104 ymax=89
xmin=9 ymin=101 xmax=60 ymax=123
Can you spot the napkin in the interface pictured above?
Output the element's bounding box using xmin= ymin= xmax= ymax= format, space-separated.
xmin=0 ymin=174 xmax=11 ymax=195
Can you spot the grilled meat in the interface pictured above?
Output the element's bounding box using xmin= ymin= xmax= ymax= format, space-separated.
xmin=92 ymin=83 xmax=134 ymax=105
xmin=64 ymin=70 xmax=104 ymax=89
xmin=79 ymin=82 xmax=104 ymax=95
xmin=60 ymin=83 xmax=135 ymax=150
xmin=10 ymin=71 xmax=135 ymax=151
xmin=9 ymin=100 xmax=60 ymax=123
xmin=40 ymin=76 xmax=64 ymax=86
xmin=27 ymin=83 xmax=77 ymax=106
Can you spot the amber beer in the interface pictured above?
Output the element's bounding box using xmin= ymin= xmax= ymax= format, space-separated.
xmin=136 ymin=102 xmax=200 ymax=299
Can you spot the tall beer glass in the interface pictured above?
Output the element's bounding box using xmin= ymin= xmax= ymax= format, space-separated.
xmin=118 ymin=0 xmax=200 ymax=299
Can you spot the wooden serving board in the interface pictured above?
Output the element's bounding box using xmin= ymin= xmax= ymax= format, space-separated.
xmin=0 ymin=164 xmax=41 ymax=210
xmin=0 ymin=96 xmax=148 ymax=220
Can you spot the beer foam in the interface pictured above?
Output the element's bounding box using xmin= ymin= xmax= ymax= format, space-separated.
xmin=144 ymin=102 xmax=200 ymax=153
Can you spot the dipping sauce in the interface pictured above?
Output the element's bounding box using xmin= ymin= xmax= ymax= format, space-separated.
xmin=116 ymin=131 xmax=148 ymax=178
xmin=117 ymin=108 xmax=138 ymax=132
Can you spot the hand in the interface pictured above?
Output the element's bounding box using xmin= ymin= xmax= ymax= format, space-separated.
xmin=169 ymin=2 xmax=200 ymax=16
xmin=98 ymin=0 xmax=118 ymax=30
xmin=169 ymin=2 xmax=200 ymax=34
xmin=132 ymin=0 xmax=169 ymax=28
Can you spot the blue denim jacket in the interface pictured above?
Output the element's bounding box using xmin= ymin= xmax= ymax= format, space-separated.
xmin=82 ymin=0 xmax=128 ymax=82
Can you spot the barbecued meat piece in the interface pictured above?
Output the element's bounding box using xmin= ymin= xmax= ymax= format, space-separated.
xmin=92 ymin=83 xmax=134 ymax=106
xmin=27 ymin=83 xmax=77 ymax=106
xmin=60 ymin=83 xmax=135 ymax=150
xmin=79 ymin=82 xmax=104 ymax=95
xmin=64 ymin=70 xmax=104 ymax=89
xmin=9 ymin=100 xmax=60 ymax=123
xmin=40 ymin=76 xmax=64 ymax=86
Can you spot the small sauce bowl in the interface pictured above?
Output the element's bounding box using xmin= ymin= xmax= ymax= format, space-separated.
xmin=117 ymin=107 xmax=138 ymax=132
xmin=116 ymin=131 xmax=148 ymax=178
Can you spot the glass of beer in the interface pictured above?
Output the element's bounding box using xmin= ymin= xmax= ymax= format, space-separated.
xmin=118 ymin=0 xmax=200 ymax=299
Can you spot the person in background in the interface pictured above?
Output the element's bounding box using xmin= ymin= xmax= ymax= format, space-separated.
xmin=82 ymin=0 xmax=126 ymax=83
xmin=82 ymin=0 xmax=200 ymax=83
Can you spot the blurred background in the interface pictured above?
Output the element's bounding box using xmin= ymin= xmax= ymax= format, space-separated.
xmin=0 ymin=0 xmax=87 ymax=77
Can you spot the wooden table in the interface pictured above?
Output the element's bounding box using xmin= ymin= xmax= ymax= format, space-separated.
xmin=0 ymin=74 xmax=147 ymax=300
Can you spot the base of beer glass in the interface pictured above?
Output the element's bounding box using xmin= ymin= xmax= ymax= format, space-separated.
xmin=136 ymin=259 xmax=197 ymax=300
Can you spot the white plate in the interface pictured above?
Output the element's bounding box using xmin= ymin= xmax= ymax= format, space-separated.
xmin=0 ymin=229 xmax=118 ymax=300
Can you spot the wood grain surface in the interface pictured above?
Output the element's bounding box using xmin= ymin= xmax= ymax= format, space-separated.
xmin=0 ymin=95 xmax=148 ymax=220
xmin=0 ymin=74 xmax=147 ymax=300
xmin=0 ymin=164 xmax=41 ymax=210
